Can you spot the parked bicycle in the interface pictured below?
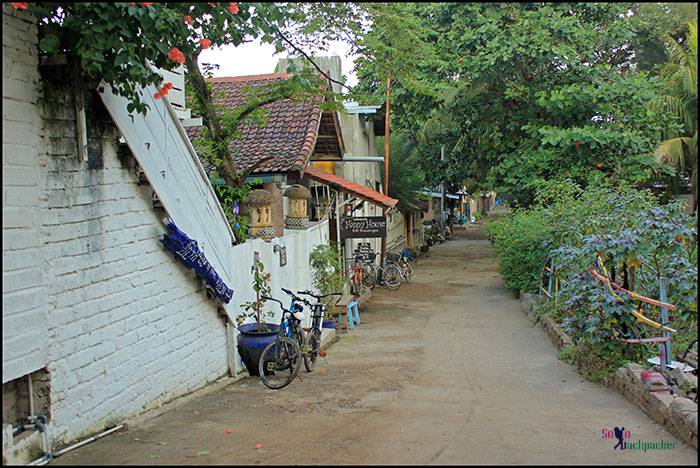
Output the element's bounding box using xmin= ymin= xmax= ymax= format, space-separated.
xmin=351 ymin=249 xmax=402 ymax=291
xmin=257 ymin=295 xmax=304 ymax=389
xmin=386 ymin=251 xmax=414 ymax=284
xmin=297 ymin=289 xmax=342 ymax=371
xmin=345 ymin=256 xmax=368 ymax=296
xmin=398 ymin=250 xmax=415 ymax=283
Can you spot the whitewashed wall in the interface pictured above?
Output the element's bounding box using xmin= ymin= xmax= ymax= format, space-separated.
xmin=2 ymin=6 xmax=330 ymax=447
xmin=227 ymin=221 xmax=330 ymax=352
xmin=2 ymin=6 xmax=49 ymax=384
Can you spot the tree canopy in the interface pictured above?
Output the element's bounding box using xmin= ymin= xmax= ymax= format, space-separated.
xmin=351 ymin=2 xmax=691 ymax=206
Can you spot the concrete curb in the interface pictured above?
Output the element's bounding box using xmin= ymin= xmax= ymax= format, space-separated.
xmin=518 ymin=292 xmax=698 ymax=450
xmin=610 ymin=364 xmax=698 ymax=449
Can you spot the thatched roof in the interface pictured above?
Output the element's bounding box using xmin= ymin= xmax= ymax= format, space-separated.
xmin=245 ymin=189 xmax=274 ymax=206
xmin=283 ymin=184 xmax=311 ymax=199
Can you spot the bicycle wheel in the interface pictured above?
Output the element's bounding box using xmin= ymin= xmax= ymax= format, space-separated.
xmin=403 ymin=261 xmax=415 ymax=283
xmin=382 ymin=265 xmax=402 ymax=290
xmin=363 ymin=265 xmax=377 ymax=290
xmin=303 ymin=332 xmax=318 ymax=372
xmin=258 ymin=337 xmax=302 ymax=389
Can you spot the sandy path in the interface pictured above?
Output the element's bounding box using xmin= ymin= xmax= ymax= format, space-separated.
xmin=54 ymin=227 xmax=697 ymax=465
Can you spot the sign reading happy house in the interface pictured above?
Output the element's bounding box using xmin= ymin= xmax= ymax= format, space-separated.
xmin=340 ymin=216 xmax=387 ymax=239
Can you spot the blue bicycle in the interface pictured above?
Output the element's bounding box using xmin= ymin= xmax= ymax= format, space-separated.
xmin=257 ymin=294 xmax=305 ymax=389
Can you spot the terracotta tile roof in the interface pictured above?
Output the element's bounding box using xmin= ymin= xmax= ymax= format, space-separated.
xmin=185 ymin=72 xmax=325 ymax=175
xmin=304 ymin=166 xmax=398 ymax=209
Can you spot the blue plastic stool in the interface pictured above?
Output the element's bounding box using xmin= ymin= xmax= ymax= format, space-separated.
xmin=347 ymin=299 xmax=360 ymax=330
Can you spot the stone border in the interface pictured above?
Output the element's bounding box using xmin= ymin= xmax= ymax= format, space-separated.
xmin=519 ymin=292 xmax=697 ymax=450
xmin=610 ymin=363 xmax=697 ymax=449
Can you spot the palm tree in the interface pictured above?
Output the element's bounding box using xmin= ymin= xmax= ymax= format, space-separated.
xmin=654 ymin=20 xmax=697 ymax=209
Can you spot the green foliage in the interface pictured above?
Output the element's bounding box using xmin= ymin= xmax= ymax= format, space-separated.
xmin=630 ymin=3 xmax=698 ymax=74
xmin=213 ymin=181 xmax=259 ymax=244
xmin=652 ymin=21 xmax=698 ymax=204
xmin=378 ymin=131 xmax=426 ymax=212
xmin=573 ymin=344 xmax=631 ymax=383
xmin=556 ymin=344 xmax=576 ymax=364
xmin=239 ymin=255 xmax=274 ymax=331
xmin=26 ymin=2 xmax=279 ymax=114
xmin=353 ymin=3 xmax=686 ymax=206
xmin=489 ymin=179 xmax=697 ymax=372
xmin=485 ymin=209 xmax=551 ymax=292
xmin=309 ymin=244 xmax=348 ymax=316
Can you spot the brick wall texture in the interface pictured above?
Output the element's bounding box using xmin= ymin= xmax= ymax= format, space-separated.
xmin=3 ymin=6 xmax=228 ymax=446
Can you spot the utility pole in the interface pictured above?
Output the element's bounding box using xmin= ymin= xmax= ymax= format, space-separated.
xmin=440 ymin=144 xmax=446 ymax=234
xmin=381 ymin=76 xmax=391 ymax=266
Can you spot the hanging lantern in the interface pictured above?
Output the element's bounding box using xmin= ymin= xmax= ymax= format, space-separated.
xmin=284 ymin=184 xmax=311 ymax=230
xmin=245 ymin=189 xmax=275 ymax=240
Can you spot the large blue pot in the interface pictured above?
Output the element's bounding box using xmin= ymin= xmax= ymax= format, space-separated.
xmin=237 ymin=322 xmax=280 ymax=376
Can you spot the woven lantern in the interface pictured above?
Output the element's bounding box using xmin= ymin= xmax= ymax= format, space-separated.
xmin=246 ymin=189 xmax=275 ymax=239
xmin=284 ymin=184 xmax=311 ymax=230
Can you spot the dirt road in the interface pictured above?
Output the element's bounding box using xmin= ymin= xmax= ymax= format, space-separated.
xmin=55 ymin=227 xmax=697 ymax=465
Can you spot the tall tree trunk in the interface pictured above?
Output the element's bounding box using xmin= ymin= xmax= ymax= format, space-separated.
xmin=185 ymin=52 xmax=244 ymax=189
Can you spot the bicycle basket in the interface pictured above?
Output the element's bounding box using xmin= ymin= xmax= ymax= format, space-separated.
xmin=386 ymin=252 xmax=401 ymax=262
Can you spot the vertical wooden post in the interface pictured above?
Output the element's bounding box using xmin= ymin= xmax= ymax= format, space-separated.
xmin=658 ymin=278 xmax=671 ymax=372
xmin=381 ymin=76 xmax=391 ymax=265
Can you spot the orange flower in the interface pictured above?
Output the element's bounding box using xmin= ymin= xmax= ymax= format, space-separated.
xmin=154 ymin=82 xmax=173 ymax=99
xmin=199 ymin=38 xmax=212 ymax=49
xmin=596 ymin=163 xmax=603 ymax=169
xmin=139 ymin=2 xmax=154 ymax=5
xmin=183 ymin=15 xmax=193 ymax=25
xmin=11 ymin=3 xmax=29 ymax=9
xmin=228 ymin=2 xmax=239 ymax=14
xmin=167 ymin=47 xmax=185 ymax=64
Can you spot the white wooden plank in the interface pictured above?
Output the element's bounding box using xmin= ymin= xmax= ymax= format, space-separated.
xmin=99 ymin=81 xmax=237 ymax=319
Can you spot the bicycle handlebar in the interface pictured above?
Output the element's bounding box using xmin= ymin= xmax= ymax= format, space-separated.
xmin=280 ymin=288 xmax=312 ymax=306
xmin=297 ymin=290 xmax=342 ymax=300
xmin=261 ymin=296 xmax=289 ymax=312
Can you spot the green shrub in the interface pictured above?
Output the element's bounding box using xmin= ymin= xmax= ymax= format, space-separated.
xmin=489 ymin=177 xmax=697 ymax=378
xmin=556 ymin=344 xmax=576 ymax=364
xmin=486 ymin=209 xmax=551 ymax=292
xmin=309 ymin=244 xmax=348 ymax=313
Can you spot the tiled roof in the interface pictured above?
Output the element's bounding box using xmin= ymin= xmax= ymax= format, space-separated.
xmin=185 ymin=72 xmax=325 ymax=175
xmin=304 ymin=166 xmax=398 ymax=209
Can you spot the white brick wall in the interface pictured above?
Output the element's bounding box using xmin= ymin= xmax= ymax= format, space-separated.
xmin=3 ymin=5 xmax=331 ymax=447
xmin=39 ymin=128 xmax=231 ymax=444
xmin=2 ymin=5 xmax=48 ymax=384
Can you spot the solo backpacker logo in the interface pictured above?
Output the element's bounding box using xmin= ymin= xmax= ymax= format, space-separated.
xmin=601 ymin=427 xmax=678 ymax=452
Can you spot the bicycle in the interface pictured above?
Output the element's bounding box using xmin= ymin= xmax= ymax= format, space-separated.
xmin=280 ymin=287 xmax=329 ymax=373
xmin=377 ymin=254 xmax=403 ymax=290
xmin=257 ymin=295 xmax=304 ymax=389
xmin=385 ymin=251 xmax=411 ymax=284
xmin=297 ymin=289 xmax=342 ymax=371
xmin=345 ymin=257 xmax=368 ymax=296
xmin=354 ymin=251 xmax=378 ymax=291
xmin=398 ymin=249 xmax=415 ymax=283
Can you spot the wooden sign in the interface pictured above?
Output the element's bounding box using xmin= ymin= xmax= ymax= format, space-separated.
xmin=340 ymin=216 xmax=386 ymax=239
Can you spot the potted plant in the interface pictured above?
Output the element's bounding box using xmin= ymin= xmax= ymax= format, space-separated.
xmin=309 ymin=244 xmax=348 ymax=330
xmin=236 ymin=255 xmax=277 ymax=376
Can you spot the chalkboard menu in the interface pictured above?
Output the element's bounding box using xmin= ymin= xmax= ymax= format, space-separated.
xmin=340 ymin=216 xmax=387 ymax=239
xmin=353 ymin=242 xmax=376 ymax=264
